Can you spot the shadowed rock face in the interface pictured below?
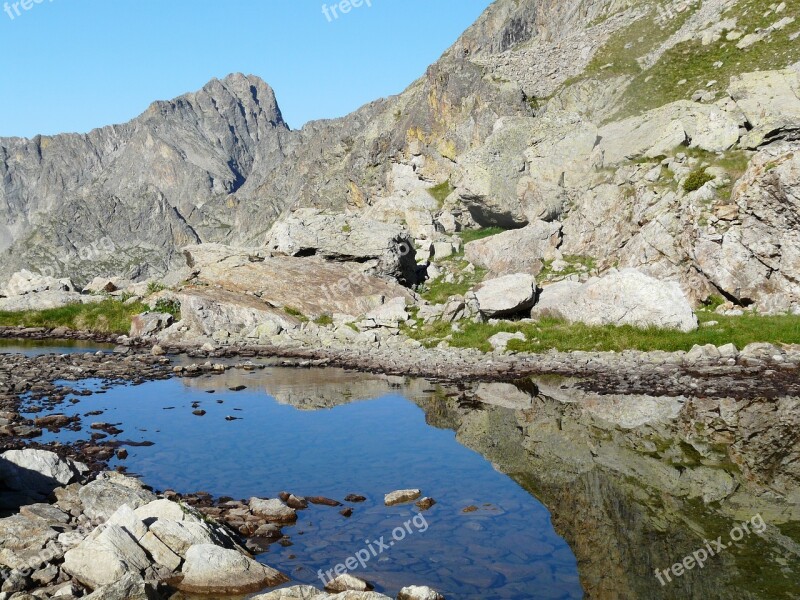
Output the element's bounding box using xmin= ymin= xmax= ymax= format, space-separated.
xmin=412 ymin=380 xmax=800 ymax=600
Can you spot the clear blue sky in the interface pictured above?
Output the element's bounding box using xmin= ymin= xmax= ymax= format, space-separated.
xmin=0 ymin=0 xmax=493 ymax=138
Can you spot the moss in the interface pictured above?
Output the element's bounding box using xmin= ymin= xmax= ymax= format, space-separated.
xmin=427 ymin=181 xmax=454 ymax=207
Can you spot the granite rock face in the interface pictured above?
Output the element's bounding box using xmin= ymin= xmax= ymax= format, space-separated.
xmin=2 ymin=0 xmax=800 ymax=316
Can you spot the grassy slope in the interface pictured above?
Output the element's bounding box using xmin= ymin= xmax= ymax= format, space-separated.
xmin=0 ymin=300 xmax=150 ymax=335
xmin=574 ymin=0 xmax=800 ymax=121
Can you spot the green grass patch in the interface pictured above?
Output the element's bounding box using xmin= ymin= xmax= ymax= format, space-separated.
xmin=427 ymin=181 xmax=454 ymax=207
xmin=458 ymin=227 xmax=506 ymax=245
xmin=314 ymin=314 xmax=334 ymax=326
xmin=539 ymin=255 xmax=597 ymax=281
xmin=683 ymin=168 xmax=715 ymax=192
xmin=419 ymin=265 xmax=488 ymax=305
xmin=284 ymin=306 xmax=308 ymax=321
xmin=0 ymin=299 xmax=150 ymax=334
xmin=406 ymin=311 xmax=800 ymax=353
xmin=153 ymin=298 xmax=181 ymax=319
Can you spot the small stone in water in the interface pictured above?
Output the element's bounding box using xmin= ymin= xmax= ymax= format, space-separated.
xmin=340 ymin=507 xmax=353 ymax=517
xmin=344 ymin=494 xmax=367 ymax=503
xmin=416 ymin=497 xmax=436 ymax=510
xmin=385 ymin=489 xmax=422 ymax=506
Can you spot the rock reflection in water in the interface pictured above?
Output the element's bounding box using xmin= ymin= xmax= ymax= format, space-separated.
xmin=423 ymin=378 xmax=800 ymax=600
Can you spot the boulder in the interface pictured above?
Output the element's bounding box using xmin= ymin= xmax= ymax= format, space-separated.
xmin=266 ymin=209 xmax=418 ymax=285
xmin=0 ymin=513 xmax=60 ymax=571
xmin=728 ymin=69 xmax=800 ymax=148
xmin=363 ymin=297 xmax=409 ymax=328
xmin=464 ymin=221 xmax=561 ymax=276
xmin=174 ymin=544 xmax=288 ymax=594
xmin=183 ymin=245 xmax=414 ymax=321
xmin=458 ymin=113 xmax=597 ymax=227
xmin=471 ymin=274 xmax=537 ymax=318
xmin=249 ymin=498 xmax=297 ymax=523
xmin=0 ymin=449 xmax=85 ymax=501
xmin=129 ymin=312 xmax=174 ymax=338
xmin=693 ymin=145 xmax=800 ymax=311
xmin=176 ymin=288 xmax=301 ymax=341
xmin=531 ymin=269 xmax=698 ymax=331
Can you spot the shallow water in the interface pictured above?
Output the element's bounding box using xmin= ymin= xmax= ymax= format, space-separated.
xmin=0 ymin=338 xmax=115 ymax=356
xmin=22 ymin=368 xmax=582 ymax=599
xmin=18 ymin=360 xmax=800 ymax=599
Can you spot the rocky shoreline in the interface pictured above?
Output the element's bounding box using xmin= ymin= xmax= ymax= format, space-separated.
xmin=0 ymin=448 xmax=444 ymax=600
xmin=3 ymin=325 xmax=800 ymax=398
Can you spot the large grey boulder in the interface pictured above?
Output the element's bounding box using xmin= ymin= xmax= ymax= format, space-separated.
xmin=470 ymin=273 xmax=537 ymax=318
xmin=174 ymin=544 xmax=288 ymax=594
xmin=728 ymin=69 xmax=800 ymax=148
xmin=0 ymin=449 xmax=85 ymax=501
xmin=531 ymin=269 xmax=698 ymax=331
xmin=464 ymin=221 xmax=561 ymax=276
xmin=266 ymin=209 xmax=418 ymax=285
